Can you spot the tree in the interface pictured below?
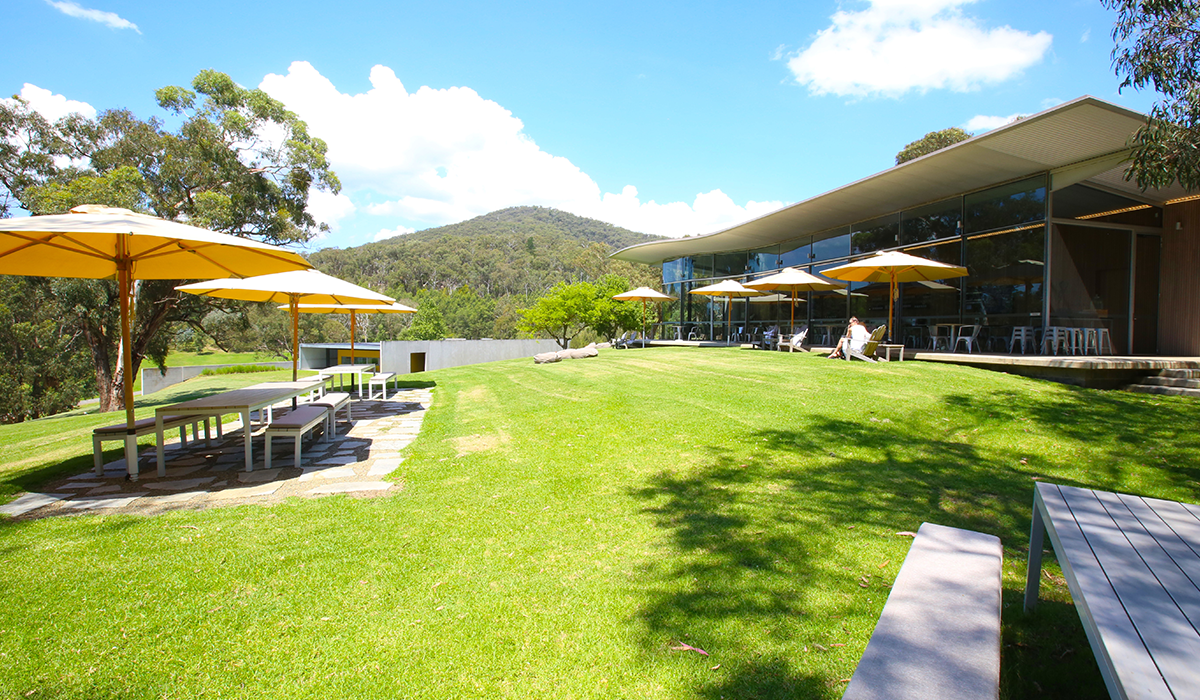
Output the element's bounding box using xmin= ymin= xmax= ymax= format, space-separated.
xmin=588 ymin=275 xmax=640 ymax=341
xmin=518 ymin=281 xmax=599 ymax=349
xmin=399 ymin=306 xmax=448 ymax=340
xmin=0 ymin=70 xmax=338 ymax=413
xmin=895 ymin=127 xmax=973 ymax=165
xmin=1103 ymin=0 xmax=1200 ymax=191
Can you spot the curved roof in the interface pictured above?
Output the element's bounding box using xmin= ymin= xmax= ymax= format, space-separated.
xmin=612 ymin=96 xmax=1191 ymax=265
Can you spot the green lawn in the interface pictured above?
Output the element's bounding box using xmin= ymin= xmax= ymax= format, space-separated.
xmin=130 ymin=351 xmax=289 ymax=393
xmin=1 ymin=348 xmax=1198 ymax=699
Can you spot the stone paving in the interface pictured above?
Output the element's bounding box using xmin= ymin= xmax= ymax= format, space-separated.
xmin=0 ymin=387 xmax=433 ymax=520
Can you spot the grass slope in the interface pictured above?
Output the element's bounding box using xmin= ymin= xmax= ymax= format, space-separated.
xmin=1 ymin=349 xmax=1198 ymax=699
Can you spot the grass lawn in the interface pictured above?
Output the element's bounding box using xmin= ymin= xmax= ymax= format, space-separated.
xmin=128 ymin=351 xmax=289 ymax=393
xmin=1 ymin=348 xmax=1198 ymax=699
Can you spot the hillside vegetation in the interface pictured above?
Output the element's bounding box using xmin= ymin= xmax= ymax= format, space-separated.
xmin=312 ymin=206 xmax=661 ymax=297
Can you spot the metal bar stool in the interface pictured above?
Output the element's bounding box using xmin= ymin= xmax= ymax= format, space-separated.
xmin=1096 ymin=327 xmax=1115 ymax=355
xmin=1009 ymin=326 xmax=1034 ymax=354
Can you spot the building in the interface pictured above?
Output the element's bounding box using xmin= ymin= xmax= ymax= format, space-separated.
xmin=611 ymin=97 xmax=1200 ymax=356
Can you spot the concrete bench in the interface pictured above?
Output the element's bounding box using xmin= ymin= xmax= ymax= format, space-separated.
xmin=842 ymin=522 xmax=1003 ymax=700
xmin=263 ymin=405 xmax=329 ymax=469
xmin=93 ymin=415 xmax=217 ymax=475
xmin=308 ymin=392 xmax=352 ymax=436
xmin=368 ymin=372 xmax=395 ymax=400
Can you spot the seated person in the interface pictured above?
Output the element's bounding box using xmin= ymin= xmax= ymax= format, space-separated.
xmin=760 ymin=325 xmax=779 ymax=349
xmin=828 ymin=317 xmax=871 ymax=359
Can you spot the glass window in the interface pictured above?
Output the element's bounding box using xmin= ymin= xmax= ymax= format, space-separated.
xmin=1050 ymin=224 xmax=1130 ymax=352
xmin=662 ymin=257 xmax=691 ymax=285
xmin=902 ymin=197 xmax=962 ymax=244
xmin=812 ymin=228 xmax=851 ymax=262
xmin=964 ymin=176 xmax=1046 ymax=234
xmin=747 ymin=245 xmax=780 ymax=273
xmin=713 ymin=252 xmax=748 ymax=277
xmin=960 ymin=227 xmax=1045 ymax=352
xmin=899 ymin=241 xmax=962 ymax=336
xmin=851 ymin=214 xmax=900 ymax=255
xmin=691 ymin=255 xmax=714 ymax=280
xmin=810 ymin=262 xmax=849 ymax=326
xmin=1052 ymin=184 xmax=1163 ymax=227
xmin=779 ymin=237 xmax=810 ymax=268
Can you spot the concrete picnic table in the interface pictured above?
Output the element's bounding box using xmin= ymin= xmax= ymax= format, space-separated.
xmin=153 ymin=378 xmax=326 ymax=477
xmin=1024 ymin=481 xmax=1200 ymax=699
xmin=319 ymin=364 xmax=375 ymax=398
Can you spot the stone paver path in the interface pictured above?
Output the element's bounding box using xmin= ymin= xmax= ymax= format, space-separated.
xmin=0 ymin=388 xmax=432 ymax=520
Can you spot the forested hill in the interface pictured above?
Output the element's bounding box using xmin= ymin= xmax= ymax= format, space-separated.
xmin=310 ymin=206 xmax=664 ymax=298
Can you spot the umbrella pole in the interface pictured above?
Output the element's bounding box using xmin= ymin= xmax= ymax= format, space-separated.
xmin=888 ymin=276 xmax=895 ymax=343
xmin=642 ymin=299 xmax=647 ymax=346
xmin=726 ymin=296 xmax=732 ymax=344
xmin=291 ymin=294 xmax=299 ymax=382
xmin=117 ymin=244 xmax=139 ymax=481
xmin=350 ymin=311 xmax=357 ymax=365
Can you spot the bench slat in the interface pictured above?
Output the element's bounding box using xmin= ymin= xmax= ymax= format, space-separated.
xmin=843 ymin=522 xmax=1001 ymax=700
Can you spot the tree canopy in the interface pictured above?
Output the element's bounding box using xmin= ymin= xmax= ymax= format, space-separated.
xmin=1103 ymin=0 xmax=1200 ymax=191
xmin=895 ymin=127 xmax=973 ymax=165
xmin=517 ymin=276 xmax=638 ymax=349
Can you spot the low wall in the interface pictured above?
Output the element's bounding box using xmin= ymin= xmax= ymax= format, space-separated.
xmin=378 ymin=339 xmax=561 ymax=374
xmin=141 ymin=362 xmax=291 ymax=395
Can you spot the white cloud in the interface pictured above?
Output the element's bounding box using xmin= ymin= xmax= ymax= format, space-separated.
xmin=9 ymin=83 xmax=97 ymax=121
xmin=787 ymin=0 xmax=1052 ymax=98
xmin=45 ymin=1 xmax=140 ymax=33
xmin=373 ymin=225 xmax=416 ymax=242
xmin=1080 ymin=28 xmax=1090 ymax=43
xmin=963 ymin=112 xmax=1024 ymax=131
xmin=306 ymin=189 xmax=356 ymax=232
xmin=260 ymin=62 xmax=780 ymax=238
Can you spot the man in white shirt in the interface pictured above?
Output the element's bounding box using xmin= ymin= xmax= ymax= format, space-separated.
xmin=828 ymin=317 xmax=871 ymax=359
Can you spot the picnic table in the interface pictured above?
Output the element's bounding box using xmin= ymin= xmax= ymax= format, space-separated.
xmin=153 ymin=378 xmax=327 ymax=478
xmin=1024 ymin=482 xmax=1200 ymax=699
xmin=320 ymin=364 xmax=375 ymax=398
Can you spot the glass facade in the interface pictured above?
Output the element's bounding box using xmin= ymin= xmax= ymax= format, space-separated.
xmin=657 ymin=172 xmax=1161 ymax=353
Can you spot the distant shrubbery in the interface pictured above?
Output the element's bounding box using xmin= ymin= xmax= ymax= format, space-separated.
xmin=200 ymin=365 xmax=279 ymax=377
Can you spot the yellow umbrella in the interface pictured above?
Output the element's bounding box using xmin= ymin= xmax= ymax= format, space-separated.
xmin=688 ymin=279 xmax=765 ymax=343
xmin=177 ymin=270 xmax=394 ymax=382
xmin=0 ymin=205 xmax=311 ymax=478
xmin=822 ymin=251 xmax=968 ymax=342
xmin=612 ymin=286 xmax=676 ymax=344
xmin=744 ymin=267 xmax=845 ymax=333
xmin=277 ymin=302 xmax=417 ymax=364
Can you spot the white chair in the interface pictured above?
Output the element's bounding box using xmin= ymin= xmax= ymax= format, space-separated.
xmin=1096 ymin=327 xmax=1115 ymax=355
xmin=954 ymin=325 xmax=982 ymax=353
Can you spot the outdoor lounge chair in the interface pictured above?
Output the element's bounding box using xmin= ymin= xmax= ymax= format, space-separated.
xmin=846 ymin=325 xmax=887 ymax=362
xmin=782 ymin=326 xmax=809 ymax=352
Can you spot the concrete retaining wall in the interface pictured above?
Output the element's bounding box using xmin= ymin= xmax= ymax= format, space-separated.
xmin=378 ymin=339 xmax=561 ymax=374
xmin=141 ymin=362 xmax=291 ymax=395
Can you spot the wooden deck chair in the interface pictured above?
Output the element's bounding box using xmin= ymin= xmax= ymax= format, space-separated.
xmin=846 ymin=325 xmax=887 ymax=363
xmin=783 ymin=326 xmax=809 ymax=352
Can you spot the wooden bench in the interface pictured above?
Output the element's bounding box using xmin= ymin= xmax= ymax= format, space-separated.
xmin=263 ymin=405 xmax=329 ymax=469
xmin=93 ymin=415 xmax=217 ymax=475
xmin=308 ymin=392 xmax=352 ymax=436
xmin=368 ymin=372 xmax=395 ymax=400
xmin=843 ymin=522 xmax=1003 ymax=700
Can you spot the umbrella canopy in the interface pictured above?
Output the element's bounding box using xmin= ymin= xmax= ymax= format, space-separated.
xmin=0 ymin=205 xmax=312 ymax=478
xmin=612 ymin=287 xmax=676 ymax=344
xmin=689 ymin=279 xmax=764 ymax=343
xmin=277 ymin=302 xmax=417 ymax=364
xmin=178 ymin=270 xmax=394 ymax=381
xmin=748 ymin=293 xmax=806 ymax=303
xmin=822 ymin=251 xmax=968 ymax=341
xmin=745 ymin=267 xmax=844 ymax=331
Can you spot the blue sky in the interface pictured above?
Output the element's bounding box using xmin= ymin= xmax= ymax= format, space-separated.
xmin=3 ymin=0 xmax=1161 ymax=250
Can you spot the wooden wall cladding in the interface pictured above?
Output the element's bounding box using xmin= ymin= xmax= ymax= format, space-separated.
xmin=1160 ymin=199 xmax=1200 ymax=356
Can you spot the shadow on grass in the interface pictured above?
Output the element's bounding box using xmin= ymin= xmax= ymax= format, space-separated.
xmin=629 ymin=386 xmax=1199 ymax=699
